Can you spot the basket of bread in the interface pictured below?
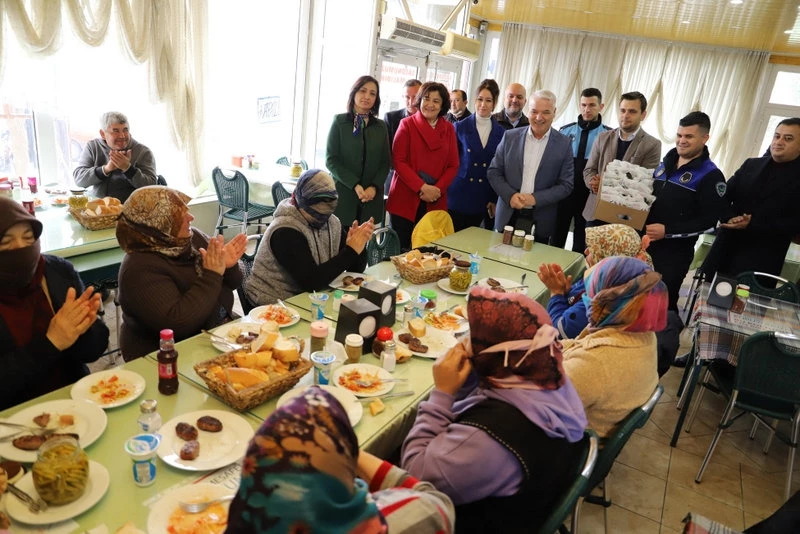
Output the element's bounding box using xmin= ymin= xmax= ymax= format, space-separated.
xmin=69 ymin=197 xmax=122 ymax=230
xmin=194 ymin=323 xmax=311 ymax=411
xmin=391 ymin=248 xmax=453 ymax=285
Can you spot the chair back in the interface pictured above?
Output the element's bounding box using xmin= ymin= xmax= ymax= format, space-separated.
xmin=537 ymin=429 xmax=599 ymax=534
xmin=366 ymin=227 xmax=401 ymax=266
xmin=157 ymin=174 xmax=167 ymax=186
xmin=236 ymin=234 xmax=262 ymax=315
xmin=272 ymin=181 xmax=292 ymax=206
xmin=586 ymin=384 xmax=663 ymax=491
xmin=735 ymin=332 xmax=800 ymax=408
xmin=275 ymin=156 xmax=290 ymax=166
xmin=411 ymin=210 xmax=454 ymax=249
xmin=212 ymin=167 xmax=250 ymax=212
xmin=737 ymin=271 xmax=800 ymax=304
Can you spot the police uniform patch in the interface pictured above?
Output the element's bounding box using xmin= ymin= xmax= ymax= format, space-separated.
xmin=679 ymin=172 xmax=692 ymax=184
xmin=715 ymin=182 xmax=727 ymax=198
xmin=655 ymin=166 xmax=666 ymax=178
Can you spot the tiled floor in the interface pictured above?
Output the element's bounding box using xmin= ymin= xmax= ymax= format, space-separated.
xmin=88 ymin=257 xmax=795 ymax=533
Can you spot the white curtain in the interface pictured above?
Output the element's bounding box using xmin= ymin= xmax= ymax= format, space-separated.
xmin=0 ymin=0 xmax=206 ymax=185
xmin=494 ymin=23 xmax=769 ymax=176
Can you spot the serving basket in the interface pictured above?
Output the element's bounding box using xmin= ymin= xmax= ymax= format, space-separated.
xmin=69 ymin=207 xmax=120 ymax=231
xmin=391 ymin=253 xmax=454 ymax=284
xmin=194 ymin=350 xmax=312 ymax=411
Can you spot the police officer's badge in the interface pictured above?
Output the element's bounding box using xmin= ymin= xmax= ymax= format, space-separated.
xmin=715 ymin=182 xmax=727 ymax=197
xmin=679 ymin=172 xmax=692 ymax=183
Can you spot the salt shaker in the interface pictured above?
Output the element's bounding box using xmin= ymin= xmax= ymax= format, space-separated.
xmin=381 ymin=340 xmax=396 ymax=372
xmin=137 ymin=399 xmax=162 ymax=433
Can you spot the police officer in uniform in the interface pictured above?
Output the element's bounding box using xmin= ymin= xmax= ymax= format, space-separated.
xmin=644 ymin=111 xmax=728 ymax=373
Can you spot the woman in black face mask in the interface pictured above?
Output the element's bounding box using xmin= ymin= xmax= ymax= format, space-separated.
xmin=0 ymin=197 xmax=109 ymax=411
xmin=246 ymin=169 xmax=375 ymax=306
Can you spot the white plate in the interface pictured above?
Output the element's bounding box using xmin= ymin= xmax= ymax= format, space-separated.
xmin=422 ymin=311 xmax=469 ymax=335
xmin=209 ymin=323 xmax=262 ymax=352
xmin=437 ymin=278 xmax=470 ymax=295
xmin=147 ymin=482 xmax=234 ymax=534
xmin=396 ymin=288 xmax=411 ymax=305
xmin=247 ymin=304 xmax=301 ymax=327
xmin=332 ymin=364 xmax=394 ymax=397
xmin=70 ymin=369 xmax=146 ymax=409
xmin=396 ymin=327 xmax=458 ymax=360
xmin=330 ymin=272 xmax=373 ymax=292
xmin=477 ymin=277 xmax=528 ymax=295
xmin=158 ymin=410 xmax=255 ymax=471
xmin=277 ymin=385 xmax=363 ymax=427
xmin=0 ymin=400 xmax=108 ymax=463
xmin=5 ymin=461 xmax=110 ymax=525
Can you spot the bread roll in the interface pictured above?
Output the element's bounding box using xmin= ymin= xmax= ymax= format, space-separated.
xmin=405 ymin=250 xmax=422 ymax=262
xmin=251 ymin=330 xmax=279 ymax=353
xmin=272 ymin=338 xmax=299 ymax=363
xmin=225 ymin=367 xmax=269 ymax=388
xmin=395 ymin=345 xmax=413 ymax=363
xmin=408 ymin=318 xmax=426 ymax=338
xmin=420 ymin=258 xmax=438 ymax=270
xmin=369 ymin=398 xmax=385 ymax=416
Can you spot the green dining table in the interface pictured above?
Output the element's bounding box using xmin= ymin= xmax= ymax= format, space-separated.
xmin=431 ymin=226 xmax=586 ymax=281
xmin=0 ymin=357 xmax=262 ymax=532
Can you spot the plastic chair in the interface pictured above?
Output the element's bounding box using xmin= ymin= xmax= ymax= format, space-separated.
xmin=211 ymin=167 xmax=275 ymax=234
xmin=366 ymin=227 xmax=401 ymax=266
xmin=157 ymin=174 xmax=167 ymax=186
xmin=236 ymin=234 xmax=262 ymax=315
xmin=736 ymin=271 xmax=800 ymax=303
xmin=271 ymin=181 xmax=292 ymax=206
xmin=275 ymin=157 xmax=308 ymax=170
xmin=410 ymin=210 xmax=454 ymax=249
xmin=569 ymin=385 xmax=663 ymax=534
xmin=537 ymin=429 xmax=599 ymax=534
xmin=695 ymin=332 xmax=800 ymax=501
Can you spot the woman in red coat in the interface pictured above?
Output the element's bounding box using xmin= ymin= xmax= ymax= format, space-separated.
xmin=386 ymin=82 xmax=459 ymax=249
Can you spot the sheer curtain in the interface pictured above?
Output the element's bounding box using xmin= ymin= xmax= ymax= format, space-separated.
xmin=495 ymin=23 xmax=769 ymax=175
xmin=0 ymin=0 xmax=206 ymax=185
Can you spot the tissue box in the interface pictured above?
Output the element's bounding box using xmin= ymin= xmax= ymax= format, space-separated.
xmin=592 ymin=160 xmax=655 ymax=230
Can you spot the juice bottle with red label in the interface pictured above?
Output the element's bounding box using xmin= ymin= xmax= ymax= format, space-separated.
xmin=157 ymin=329 xmax=179 ymax=395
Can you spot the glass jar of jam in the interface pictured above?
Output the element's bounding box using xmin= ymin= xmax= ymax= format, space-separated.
xmin=68 ymin=188 xmax=88 ymax=210
xmin=449 ymin=260 xmax=472 ymax=292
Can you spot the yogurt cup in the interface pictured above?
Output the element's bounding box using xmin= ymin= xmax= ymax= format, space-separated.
xmin=124 ymin=434 xmax=161 ymax=487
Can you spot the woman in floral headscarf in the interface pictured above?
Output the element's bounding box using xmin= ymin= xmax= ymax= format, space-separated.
xmin=226 ymin=386 xmax=455 ymax=534
xmin=0 ymin=197 xmax=108 ymax=410
xmin=402 ymin=287 xmax=588 ymax=533
xmin=116 ymin=186 xmax=246 ymax=360
xmin=538 ymin=223 xmax=652 ymax=339
xmin=562 ymin=256 xmax=667 ymax=438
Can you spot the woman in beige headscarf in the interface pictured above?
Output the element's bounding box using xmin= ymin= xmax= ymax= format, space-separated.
xmin=116 ymin=186 xmax=246 ymax=360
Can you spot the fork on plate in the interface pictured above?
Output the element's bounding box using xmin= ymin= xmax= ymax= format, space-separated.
xmin=354 ymin=378 xmax=408 ymax=387
xmin=7 ymin=483 xmax=48 ymax=513
xmin=0 ymin=427 xmax=58 ymax=443
xmin=179 ymin=494 xmax=235 ymax=514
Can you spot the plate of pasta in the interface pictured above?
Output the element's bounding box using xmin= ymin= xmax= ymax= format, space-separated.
xmin=423 ymin=311 xmax=469 ymax=334
xmin=71 ymin=369 xmax=146 ymax=409
xmin=148 ymin=482 xmax=233 ymax=534
xmin=332 ymin=364 xmax=394 ymax=397
xmin=248 ymin=304 xmax=301 ymax=327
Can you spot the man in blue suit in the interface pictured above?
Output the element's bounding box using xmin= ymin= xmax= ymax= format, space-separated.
xmin=487 ymin=90 xmax=574 ymax=244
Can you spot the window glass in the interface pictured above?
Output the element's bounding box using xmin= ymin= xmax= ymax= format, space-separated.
xmin=769 ymin=71 xmax=800 ymax=107
xmin=0 ymin=102 xmax=37 ymax=183
xmin=379 ymin=60 xmax=419 ymax=113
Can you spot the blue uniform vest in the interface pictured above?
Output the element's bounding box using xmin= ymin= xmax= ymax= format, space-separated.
xmin=653 ymin=157 xmax=719 ymax=192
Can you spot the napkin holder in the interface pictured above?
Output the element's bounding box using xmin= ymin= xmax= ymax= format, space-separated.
xmin=707 ymin=273 xmax=736 ymax=309
xmin=358 ymin=280 xmax=396 ymax=328
xmin=334 ymin=298 xmax=380 ymax=354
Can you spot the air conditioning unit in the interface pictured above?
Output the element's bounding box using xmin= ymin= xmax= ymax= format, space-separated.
xmin=380 ymin=17 xmax=447 ymax=53
xmin=441 ymin=31 xmax=481 ymax=61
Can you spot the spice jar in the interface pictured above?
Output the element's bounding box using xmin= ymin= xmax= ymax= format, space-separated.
xmin=33 ymin=436 xmax=89 ymax=505
xmin=372 ymin=327 xmax=394 ymax=357
xmin=310 ymin=321 xmax=328 ymax=354
xmin=69 ymin=188 xmax=88 ymax=210
xmin=502 ymin=225 xmax=514 ymax=245
xmin=523 ymin=234 xmax=534 ymax=251
xmin=345 ymin=334 xmax=364 ymax=364
xmin=512 ymin=230 xmax=525 ymax=247
xmin=449 ymin=260 xmax=472 ymax=292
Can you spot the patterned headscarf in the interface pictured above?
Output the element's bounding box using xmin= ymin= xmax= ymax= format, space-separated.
xmin=585 ymin=223 xmax=652 ymax=267
xmin=292 ymin=169 xmax=339 ymax=229
xmin=582 ymin=256 xmax=668 ymax=332
xmin=116 ymin=186 xmax=196 ymax=264
xmin=467 ymin=286 xmax=567 ymax=391
xmin=226 ymin=386 xmax=386 ymax=533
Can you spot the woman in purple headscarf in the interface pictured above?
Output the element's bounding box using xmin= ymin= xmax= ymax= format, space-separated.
xmin=226 ymin=386 xmax=454 ymax=534
xmin=401 ymin=286 xmax=588 ymax=532
xmin=562 ymin=256 xmax=668 ymax=438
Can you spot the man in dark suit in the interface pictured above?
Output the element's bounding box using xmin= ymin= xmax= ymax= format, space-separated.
xmin=487 ymin=90 xmax=574 ymax=244
xmin=492 ymin=83 xmax=530 ymax=130
xmin=383 ymin=79 xmax=422 ymax=193
xmin=446 ymin=89 xmax=471 ymax=123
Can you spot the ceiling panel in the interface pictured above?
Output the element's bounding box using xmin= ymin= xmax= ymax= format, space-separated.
xmin=470 ymin=0 xmax=800 ymax=55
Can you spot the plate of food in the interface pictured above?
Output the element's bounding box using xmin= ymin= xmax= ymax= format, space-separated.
xmin=158 ymin=410 xmax=255 ymax=471
xmin=395 ymin=288 xmax=411 ymax=305
xmin=423 ymin=310 xmax=469 ymax=334
xmin=477 ymin=277 xmax=528 ymax=295
xmin=277 ymin=384 xmax=363 ymax=426
xmin=147 ymin=482 xmax=233 ymax=534
xmin=209 ymin=323 xmax=262 ymax=351
xmin=0 ymin=399 xmax=108 ymax=463
xmin=330 ymin=272 xmax=373 ymax=292
xmin=437 ymin=277 xmax=470 ymax=295
xmin=70 ymin=369 xmax=146 ymax=409
xmin=5 ymin=461 xmax=110 ymax=525
xmin=50 ymin=196 xmax=70 ymax=207
xmin=248 ymin=304 xmax=301 ymax=327
xmin=395 ymin=318 xmax=458 ymax=359
xmin=332 ymin=364 xmax=394 ymax=397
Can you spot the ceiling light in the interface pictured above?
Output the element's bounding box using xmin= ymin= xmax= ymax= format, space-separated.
xmin=729 ymin=0 xmax=743 ymax=4
xmin=681 ymin=20 xmax=690 ymax=24
xmin=584 ymin=10 xmax=592 ymax=14
xmin=786 ymin=30 xmax=794 ymax=34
